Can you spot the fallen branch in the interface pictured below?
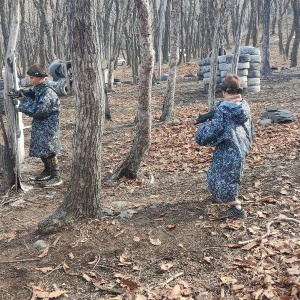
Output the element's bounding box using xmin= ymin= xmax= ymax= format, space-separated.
xmin=239 ymin=217 xmax=300 ymax=245
xmin=162 ymin=271 xmax=184 ymax=286
xmin=0 ymin=258 xmax=40 ymax=263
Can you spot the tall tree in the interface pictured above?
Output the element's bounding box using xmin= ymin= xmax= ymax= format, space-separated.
xmin=208 ymin=0 xmax=226 ymax=110
xmin=38 ymin=0 xmax=105 ymax=233
xmin=160 ymin=0 xmax=181 ymax=122
xmin=290 ymin=0 xmax=300 ymax=67
xmin=261 ymin=0 xmax=271 ymax=76
xmin=1 ymin=0 xmax=20 ymax=192
xmin=231 ymin=0 xmax=250 ymax=74
xmin=157 ymin=0 xmax=168 ymax=78
xmin=110 ymin=0 xmax=154 ymax=180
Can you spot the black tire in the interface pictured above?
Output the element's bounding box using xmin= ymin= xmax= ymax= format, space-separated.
xmin=237 ymin=69 xmax=249 ymax=76
xmin=238 ymin=54 xmax=251 ymax=63
xmin=238 ymin=62 xmax=250 ymax=69
xmin=249 ymin=63 xmax=261 ymax=71
xmin=199 ymin=57 xmax=211 ymax=66
xmin=248 ymin=78 xmax=260 ymax=86
xmin=218 ymin=55 xmax=233 ymax=64
xmin=240 ymin=46 xmax=260 ymax=55
xmin=250 ymin=55 xmax=261 ymax=63
xmin=200 ymin=65 xmax=211 ymax=73
xmin=218 ymin=63 xmax=232 ymax=72
xmin=248 ymin=70 xmax=261 ymax=78
xmin=247 ymin=85 xmax=261 ymax=93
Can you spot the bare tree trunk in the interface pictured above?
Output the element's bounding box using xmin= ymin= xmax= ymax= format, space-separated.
xmin=271 ymin=0 xmax=278 ymax=35
xmin=261 ymin=0 xmax=271 ymax=76
xmin=160 ymin=0 xmax=181 ymax=123
xmin=1 ymin=0 xmax=20 ymax=192
xmin=32 ymin=0 xmax=56 ymax=63
xmin=110 ymin=0 xmax=153 ymax=180
xmin=278 ymin=1 xmax=290 ymax=57
xmin=285 ymin=24 xmax=295 ymax=59
xmin=232 ymin=0 xmax=250 ymax=74
xmin=290 ymin=0 xmax=300 ymax=67
xmin=38 ymin=0 xmax=105 ymax=233
xmin=107 ymin=0 xmax=131 ymax=93
xmin=208 ymin=0 xmax=226 ymax=110
xmin=157 ymin=0 xmax=168 ymax=79
xmin=0 ymin=0 xmax=9 ymax=53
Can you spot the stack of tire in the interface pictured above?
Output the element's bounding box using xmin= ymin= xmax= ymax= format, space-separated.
xmin=240 ymin=46 xmax=261 ymax=93
xmin=218 ymin=54 xmax=251 ymax=90
xmin=48 ymin=60 xmax=71 ymax=96
xmin=198 ymin=59 xmax=223 ymax=93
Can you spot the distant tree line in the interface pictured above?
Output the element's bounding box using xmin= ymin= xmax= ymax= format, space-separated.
xmin=0 ymin=0 xmax=299 ymax=80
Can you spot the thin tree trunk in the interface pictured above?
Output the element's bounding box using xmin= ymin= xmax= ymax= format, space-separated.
xmin=110 ymin=0 xmax=153 ymax=180
xmin=208 ymin=0 xmax=226 ymax=110
xmin=1 ymin=0 xmax=20 ymax=192
xmin=160 ymin=0 xmax=181 ymax=123
xmin=232 ymin=0 xmax=250 ymax=74
xmin=157 ymin=0 xmax=167 ymax=78
xmin=261 ymin=0 xmax=271 ymax=76
xmin=290 ymin=0 xmax=300 ymax=67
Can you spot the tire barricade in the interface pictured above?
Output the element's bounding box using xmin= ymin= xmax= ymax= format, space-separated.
xmin=198 ymin=46 xmax=261 ymax=93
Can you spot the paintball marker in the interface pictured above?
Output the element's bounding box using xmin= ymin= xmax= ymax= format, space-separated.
xmin=195 ymin=110 xmax=215 ymax=125
xmin=8 ymin=88 xmax=35 ymax=100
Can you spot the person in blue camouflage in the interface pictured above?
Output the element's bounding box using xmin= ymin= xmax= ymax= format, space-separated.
xmin=195 ymin=74 xmax=255 ymax=219
xmin=18 ymin=64 xmax=62 ymax=187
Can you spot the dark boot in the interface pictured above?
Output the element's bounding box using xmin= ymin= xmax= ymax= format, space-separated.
xmin=34 ymin=157 xmax=51 ymax=181
xmin=41 ymin=155 xmax=63 ymax=187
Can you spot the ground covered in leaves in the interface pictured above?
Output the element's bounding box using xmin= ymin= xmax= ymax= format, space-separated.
xmin=0 ymin=53 xmax=300 ymax=300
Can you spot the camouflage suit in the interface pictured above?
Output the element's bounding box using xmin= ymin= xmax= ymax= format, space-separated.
xmin=18 ymin=81 xmax=61 ymax=158
xmin=195 ymin=100 xmax=255 ymax=203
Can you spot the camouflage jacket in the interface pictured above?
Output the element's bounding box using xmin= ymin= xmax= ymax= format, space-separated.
xmin=195 ymin=100 xmax=255 ymax=202
xmin=18 ymin=82 xmax=62 ymax=158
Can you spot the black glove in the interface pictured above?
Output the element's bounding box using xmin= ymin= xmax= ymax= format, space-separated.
xmin=8 ymin=89 xmax=23 ymax=98
xmin=20 ymin=89 xmax=35 ymax=99
xmin=195 ymin=110 xmax=216 ymax=124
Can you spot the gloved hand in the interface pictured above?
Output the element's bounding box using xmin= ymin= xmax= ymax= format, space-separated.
xmin=8 ymin=89 xmax=23 ymax=98
xmin=195 ymin=110 xmax=216 ymax=124
xmin=20 ymin=89 xmax=35 ymax=99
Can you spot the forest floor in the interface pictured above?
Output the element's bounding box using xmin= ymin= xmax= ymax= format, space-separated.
xmin=0 ymin=47 xmax=300 ymax=300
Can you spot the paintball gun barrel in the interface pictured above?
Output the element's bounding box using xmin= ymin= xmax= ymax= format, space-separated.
xmin=195 ymin=110 xmax=215 ymax=125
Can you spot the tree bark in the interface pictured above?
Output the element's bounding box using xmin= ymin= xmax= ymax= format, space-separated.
xmin=208 ymin=0 xmax=226 ymax=110
xmin=157 ymin=0 xmax=168 ymax=79
xmin=232 ymin=0 xmax=250 ymax=74
xmin=160 ymin=0 xmax=181 ymax=122
xmin=290 ymin=0 xmax=300 ymax=67
xmin=110 ymin=0 xmax=153 ymax=180
xmin=38 ymin=0 xmax=105 ymax=233
xmin=261 ymin=0 xmax=271 ymax=76
xmin=1 ymin=0 xmax=20 ymax=193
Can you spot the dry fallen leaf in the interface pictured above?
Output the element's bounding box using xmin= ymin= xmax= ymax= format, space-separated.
xmin=161 ymin=262 xmax=174 ymax=271
xmin=133 ymin=236 xmax=140 ymax=242
xmin=168 ymin=284 xmax=181 ymax=299
xmin=88 ymin=256 xmax=99 ymax=265
xmin=287 ymin=266 xmax=300 ymax=275
xmin=82 ymin=273 xmax=92 ymax=282
xmin=220 ymin=276 xmax=238 ymax=284
xmin=203 ymin=256 xmax=214 ymax=263
xmin=165 ymin=224 xmax=177 ymax=230
xmin=35 ymin=267 xmax=53 ymax=274
xmin=62 ymin=261 xmax=70 ymax=273
xmin=38 ymin=247 xmax=49 ymax=258
xmin=149 ymin=237 xmax=161 ymax=246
